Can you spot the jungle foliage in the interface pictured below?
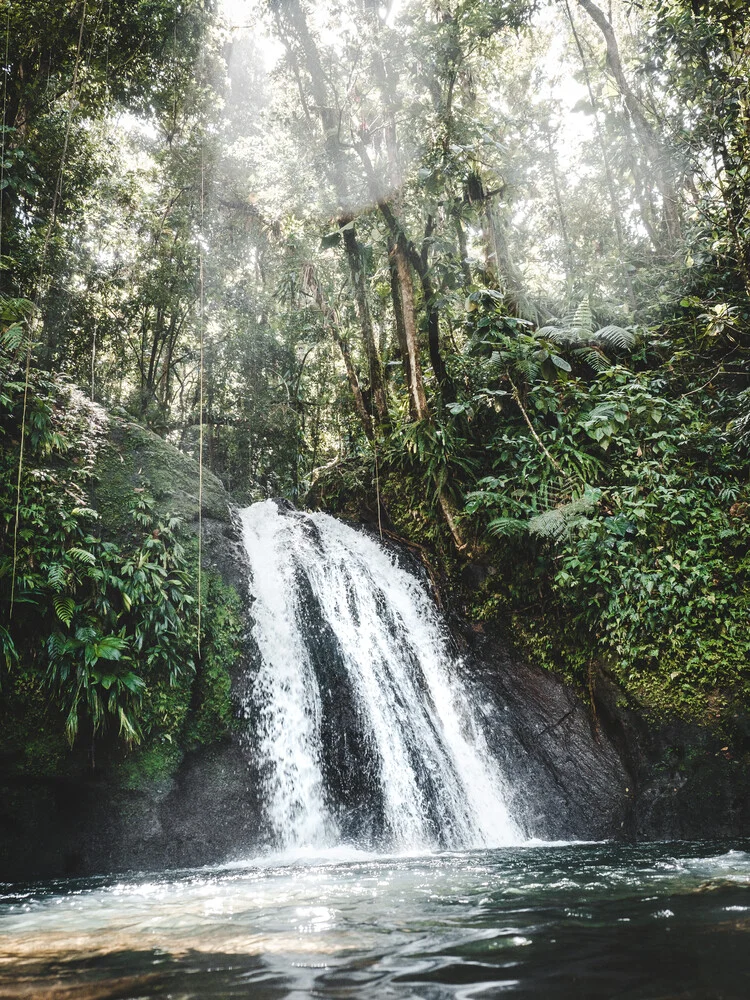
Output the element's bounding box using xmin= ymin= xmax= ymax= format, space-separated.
xmin=1 ymin=0 xmax=750 ymax=746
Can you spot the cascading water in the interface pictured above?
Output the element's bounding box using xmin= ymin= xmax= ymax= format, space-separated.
xmin=240 ymin=499 xmax=520 ymax=852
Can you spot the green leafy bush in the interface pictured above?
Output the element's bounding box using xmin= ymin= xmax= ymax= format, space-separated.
xmin=0 ymin=314 xmax=197 ymax=745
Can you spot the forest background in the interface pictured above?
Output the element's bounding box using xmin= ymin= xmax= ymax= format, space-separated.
xmin=1 ymin=0 xmax=749 ymax=759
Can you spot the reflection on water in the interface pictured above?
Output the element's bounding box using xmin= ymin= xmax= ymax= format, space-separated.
xmin=1 ymin=842 xmax=750 ymax=998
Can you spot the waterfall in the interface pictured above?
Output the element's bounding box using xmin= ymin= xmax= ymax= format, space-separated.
xmin=240 ymin=499 xmax=520 ymax=852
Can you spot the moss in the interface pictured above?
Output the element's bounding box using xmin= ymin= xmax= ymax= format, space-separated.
xmin=1 ymin=395 xmax=247 ymax=796
xmin=114 ymin=740 xmax=183 ymax=791
xmin=92 ymin=416 xmax=229 ymax=534
xmin=0 ymin=668 xmax=73 ymax=777
xmin=183 ymin=572 xmax=244 ymax=749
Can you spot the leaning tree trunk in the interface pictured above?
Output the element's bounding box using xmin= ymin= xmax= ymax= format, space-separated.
xmin=341 ymin=222 xmax=389 ymax=424
xmin=576 ymin=0 xmax=682 ymax=250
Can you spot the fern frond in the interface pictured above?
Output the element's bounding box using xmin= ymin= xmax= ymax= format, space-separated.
xmin=515 ymin=357 xmax=539 ymax=381
xmin=1 ymin=322 xmax=28 ymax=353
xmin=537 ymin=297 xmax=636 ymax=355
xmin=542 ymin=328 xmax=578 ymax=345
xmin=585 ymin=402 xmax=618 ymax=421
xmin=53 ymin=595 xmax=75 ymax=626
xmin=593 ymin=324 xmax=636 ymax=349
xmin=118 ymin=707 xmax=141 ymax=744
xmin=487 ymin=517 xmax=527 ymax=538
xmin=528 ymin=488 xmax=600 ymax=541
xmin=575 ymin=347 xmax=611 ymax=372
xmin=67 ymin=546 xmax=96 ymax=565
xmin=730 ymin=388 xmax=750 ymax=444
xmin=528 ymin=508 xmax=569 ymax=540
xmin=71 ymin=507 xmax=99 ymax=519
xmin=562 ymin=295 xmax=593 ymax=339
xmin=47 ymin=563 xmax=67 ymax=590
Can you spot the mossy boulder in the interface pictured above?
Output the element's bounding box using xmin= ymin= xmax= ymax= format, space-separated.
xmin=92 ymin=415 xmax=230 ymax=531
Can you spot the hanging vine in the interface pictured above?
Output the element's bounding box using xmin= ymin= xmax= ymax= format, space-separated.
xmin=10 ymin=1 xmax=90 ymax=616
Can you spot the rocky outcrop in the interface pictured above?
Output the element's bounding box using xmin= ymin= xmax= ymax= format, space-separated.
xmin=592 ymin=672 xmax=750 ymax=840
xmin=458 ymin=622 xmax=750 ymax=842
xmin=91 ymin=414 xmax=250 ymax=598
xmin=454 ymin=624 xmax=630 ymax=841
xmin=0 ymin=745 xmax=260 ymax=880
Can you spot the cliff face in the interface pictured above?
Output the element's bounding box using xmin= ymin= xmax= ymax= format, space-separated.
xmin=2 ymin=436 xmax=749 ymax=882
xmin=459 ymin=624 xmax=750 ymax=843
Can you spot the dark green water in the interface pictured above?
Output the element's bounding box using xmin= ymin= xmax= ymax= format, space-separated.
xmin=1 ymin=842 xmax=749 ymax=998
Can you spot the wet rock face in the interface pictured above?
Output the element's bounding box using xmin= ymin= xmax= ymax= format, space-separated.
xmin=0 ymin=745 xmax=261 ymax=881
xmin=458 ymin=627 xmax=631 ymax=841
xmin=459 ymin=624 xmax=750 ymax=842
xmin=592 ymin=676 xmax=750 ymax=841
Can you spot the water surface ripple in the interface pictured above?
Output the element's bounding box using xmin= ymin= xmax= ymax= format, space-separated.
xmin=2 ymin=842 xmax=750 ymax=998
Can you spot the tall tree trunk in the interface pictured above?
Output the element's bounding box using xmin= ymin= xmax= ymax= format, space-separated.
xmin=275 ymin=0 xmax=387 ymax=431
xmin=330 ymin=322 xmax=374 ymax=441
xmin=564 ymin=0 xmax=635 ymax=305
xmin=391 ymin=238 xmax=428 ymax=422
xmin=453 ymin=209 xmax=473 ymax=287
xmin=545 ymin=127 xmax=575 ymax=283
xmin=482 ymin=200 xmax=525 ymax=315
xmin=366 ymin=43 xmax=451 ymax=394
xmin=341 ymin=222 xmax=389 ymax=423
xmin=575 ymin=0 xmax=682 ymax=248
xmin=302 ymin=263 xmax=374 ymax=440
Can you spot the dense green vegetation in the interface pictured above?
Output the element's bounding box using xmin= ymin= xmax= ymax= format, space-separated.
xmin=0 ymin=298 xmax=239 ymax=775
xmin=1 ymin=0 xmax=749 ymax=762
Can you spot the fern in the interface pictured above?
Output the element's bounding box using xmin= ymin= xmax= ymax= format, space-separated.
xmin=0 ymin=322 xmax=27 ymax=353
xmin=527 ymin=507 xmax=570 ymax=540
xmin=585 ymin=402 xmax=619 ymax=422
xmin=0 ymin=625 xmax=17 ymax=674
xmin=52 ymin=595 xmax=75 ymax=626
xmin=528 ymin=489 xmax=600 ymax=541
xmin=70 ymin=507 xmax=99 ymax=519
xmin=46 ymin=563 xmax=67 ymax=589
xmin=731 ymin=387 xmax=750 ymax=445
xmin=515 ymin=356 xmax=540 ymax=381
xmin=594 ymin=325 xmax=636 ymax=349
xmin=67 ymin=546 xmax=96 ymax=565
xmin=487 ymin=516 xmax=527 ymax=538
xmin=567 ymin=295 xmax=594 ymax=338
xmin=575 ymin=347 xmax=611 ymax=373
xmin=536 ymin=296 xmax=637 ymax=355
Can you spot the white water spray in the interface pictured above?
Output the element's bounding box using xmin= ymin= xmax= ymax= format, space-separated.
xmin=240 ymin=500 xmax=520 ymax=851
